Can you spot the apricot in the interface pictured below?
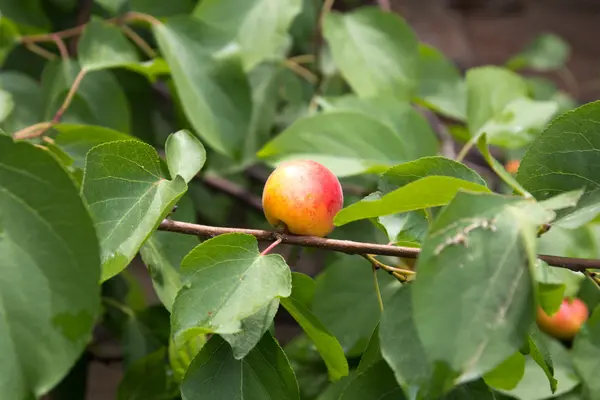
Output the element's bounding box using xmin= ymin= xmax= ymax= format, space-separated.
xmin=536 ymin=297 xmax=589 ymax=340
xmin=505 ymin=159 xmax=520 ymax=175
xmin=262 ymin=160 xmax=344 ymax=237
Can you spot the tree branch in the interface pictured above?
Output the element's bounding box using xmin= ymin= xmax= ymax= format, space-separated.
xmin=157 ymin=219 xmax=599 ymax=272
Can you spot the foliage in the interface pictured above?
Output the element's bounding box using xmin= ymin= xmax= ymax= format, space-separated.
xmin=0 ymin=1 xmax=599 ymax=399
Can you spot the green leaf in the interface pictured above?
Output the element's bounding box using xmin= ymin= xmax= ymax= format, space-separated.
xmin=572 ymin=305 xmax=600 ymax=400
xmin=507 ymin=33 xmax=570 ymax=72
xmin=339 ymin=360 xmax=405 ymax=400
xmin=81 ymin=139 xmax=188 ymax=281
xmin=154 ymin=16 xmax=252 ymax=159
xmin=0 ymin=71 xmax=43 ymax=133
xmin=466 ymin=66 xmax=557 ymax=148
xmin=0 ymin=0 xmax=50 ymax=29
xmin=117 ymin=347 xmax=178 ymax=400
xmin=139 ymin=194 xmax=198 ymax=312
xmin=41 ymin=60 xmax=131 ymax=133
xmin=181 ymin=333 xmax=300 ymax=400
xmin=380 ymin=285 xmax=450 ymax=398
xmin=534 ymin=261 xmax=566 ymax=316
xmin=323 ymin=7 xmax=418 ymax=101
xmin=130 ymin=0 xmax=195 ymax=17
xmin=172 ymin=233 xmax=291 ymax=340
xmin=0 ymin=136 xmax=100 ymax=399
xmin=379 ymin=156 xmax=487 ymax=191
xmin=0 ymin=88 xmax=13 ymax=124
xmin=78 ymin=18 xmax=140 ymax=71
xmin=466 ymin=66 xmax=528 ymax=135
xmin=334 ymin=175 xmax=490 ymax=226
xmin=243 ymin=63 xmax=286 ymax=163
xmin=526 ymin=325 xmax=557 ymax=393
xmin=412 ymin=192 xmax=554 ymax=379
xmin=517 ymin=101 xmax=600 ymax=228
xmin=258 ymin=111 xmax=435 ymax=177
xmin=498 ymin=334 xmax=579 ymax=400
xmin=323 ymin=95 xmax=439 ymax=159
xmin=357 ymin=324 xmax=382 ymax=374
xmin=165 ymin=129 xmax=206 ymax=184
xmin=221 ymin=299 xmax=280 ymax=360
xmin=193 ymin=0 xmax=302 ymax=70
xmin=0 ymin=17 xmax=19 ymax=65
xmin=417 ymin=43 xmax=466 ymax=121
xmin=53 ymin=124 xmax=137 ymax=170
xmin=477 ymin=97 xmax=558 ymax=149
xmin=313 ymin=254 xmax=401 ymax=351
xmin=281 ymin=272 xmax=349 ymax=381
xmin=168 ymin=331 xmax=206 ymax=383
xmin=483 ymin=352 xmax=526 ymax=390
xmin=476 ymin=134 xmax=531 ymax=197
xmin=122 ymin=305 xmax=171 ymax=367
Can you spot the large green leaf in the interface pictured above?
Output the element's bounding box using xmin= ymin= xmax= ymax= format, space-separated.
xmin=507 ymin=33 xmax=570 ymax=72
xmin=0 ymin=88 xmax=13 ymax=124
xmin=41 ymin=60 xmax=130 ymax=133
xmin=130 ymin=0 xmax=195 ymax=17
xmin=117 ymin=347 xmax=178 ymax=400
xmin=339 ymin=361 xmax=405 ymax=400
xmin=482 ymin=352 xmax=526 ymax=390
xmin=221 ymin=299 xmax=280 ymax=360
xmin=81 ymin=138 xmax=194 ymax=281
xmin=0 ymin=71 xmax=43 ymax=133
xmin=466 ymin=66 xmax=557 ymax=148
xmin=323 ymin=7 xmax=418 ymax=101
xmin=0 ymin=136 xmax=100 ymax=399
xmin=280 ymin=272 xmax=349 ymax=381
xmin=243 ymin=63 xmax=285 ymax=163
xmin=517 ymin=101 xmax=600 ymax=228
xmin=572 ymin=305 xmax=600 ymax=400
xmin=258 ymin=111 xmax=424 ymax=177
xmin=53 ymin=124 xmax=136 ymax=170
xmin=498 ymin=334 xmax=579 ymax=400
xmin=534 ymin=261 xmax=566 ymax=316
xmin=193 ymin=0 xmax=302 ymax=70
xmin=334 ymin=175 xmax=490 ymax=226
xmin=313 ymin=254 xmax=401 ymax=352
xmin=154 ymin=16 xmax=252 ymax=158
xmin=412 ymin=192 xmax=554 ymax=380
xmin=417 ymin=43 xmax=466 ymax=121
xmin=172 ymin=234 xmax=291 ymax=342
xmin=78 ymin=18 xmax=140 ymax=71
xmin=181 ymin=333 xmax=300 ymax=400
xmin=323 ymin=95 xmax=439 ymax=159
xmin=0 ymin=0 xmax=49 ymax=29
xmin=380 ymin=285 xmax=452 ymax=399
xmin=525 ymin=325 xmax=557 ymax=393
xmin=139 ymin=194 xmax=198 ymax=312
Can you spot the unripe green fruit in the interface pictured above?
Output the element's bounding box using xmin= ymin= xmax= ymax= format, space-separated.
xmin=262 ymin=160 xmax=344 ymax=237
xmin=536 ymin=297 xmax=589 ymax=340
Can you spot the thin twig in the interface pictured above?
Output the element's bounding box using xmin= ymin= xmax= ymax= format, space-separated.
xmin=288 ymin=54 xmax=315 ymax=64
xmin=284 ymin=59 xmax=318 ymax=84
xmin=372 ymin=264 xmax=384 ymax=312
xmin=13 ymin=122 xmax=53 ymax=140
xmin=261 ymin=237 xmax=283 ymax=256
xmin=24 ymin=43 xmax=57 ymax=60
xmin=119 ymin=24 xmax=157 ymax=58
xmin=53 ymin=69 xmax=87 ymax=124
xmin=377 ymin=0 xmax=392 ymax=11
xmin=52 ymin=34 xmax=69 ymax=61
xmin=202 ymin=175 xmax=264 ymax=211
xmin=157 ymin=219 xmax=600 ymax=273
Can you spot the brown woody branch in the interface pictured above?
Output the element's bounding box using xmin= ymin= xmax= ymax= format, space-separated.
xmin=157 ymin=219 xmax=600 ymax=272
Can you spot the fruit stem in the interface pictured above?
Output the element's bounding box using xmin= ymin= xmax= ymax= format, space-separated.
xmin=364 ymin=254 xmax=416 ymax=277
xmin=261 ymin=237 xmax=283 ymax=256
xmin=372 ymin=264 xmax=384 ymax=313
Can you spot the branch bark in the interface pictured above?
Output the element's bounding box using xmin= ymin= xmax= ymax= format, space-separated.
xmin=157 ymin=219 xmax=599 ymax=272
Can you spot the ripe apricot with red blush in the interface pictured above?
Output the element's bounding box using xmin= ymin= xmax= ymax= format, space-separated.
xmin=536 ymin=297 xmax=589 ymax=340
xmin=262 ymin=160 xmax=344 ymax=237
